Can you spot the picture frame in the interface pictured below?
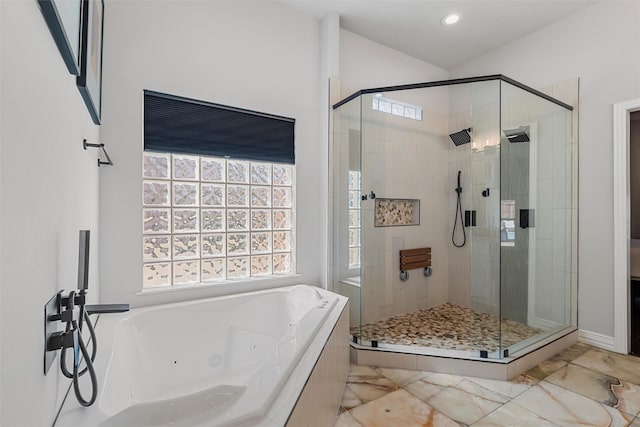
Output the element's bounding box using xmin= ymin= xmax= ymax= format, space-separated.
xmin=38 ymin=0 xmax=83 ymax=75
xmin=76 ymin=0 xmax=104 ymax=125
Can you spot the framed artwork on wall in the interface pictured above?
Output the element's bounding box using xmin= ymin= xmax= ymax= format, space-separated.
xmin=76 ymin=0 xmax=104 ymax=125
xmin=38 ymin=0 xmax=83 ymax=75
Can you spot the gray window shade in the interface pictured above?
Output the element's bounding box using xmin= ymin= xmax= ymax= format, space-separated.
xmin=144 ymin=90 xmax=295 ymax=164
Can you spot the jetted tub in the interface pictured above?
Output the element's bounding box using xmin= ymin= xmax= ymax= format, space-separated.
xmin=56 ymin=285 xmax=348 ymax=427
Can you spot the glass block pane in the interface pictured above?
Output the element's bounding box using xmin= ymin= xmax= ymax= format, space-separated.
xmin=172 ymin=155 xmax=199 ymax=181
xmin=273 ymin=231 xmax=291 ymax=252
xmin=272 ymin=209 xmax=291 ymax=230
xmin=173 ymin=234 xmax=199 ymax=259
xmin=273 ymin=164 xmax=292 ymax=186
xmin=143 ymin=208 xmax=170 ymax=233
xmin=201 ymin=184 xmax=225 ymax=207
xmin=349 ymin=210 xmax=360 ymax=228
xmin=348 ymin=228 xmax=360 ymax=247
xmin=378 ymin=100 xmax=391 ymax=113
xmin=227 ymin=185 xmax=249 ymax=207
xmin=251 ymin=186 xmax=271 ymax=207
xmin=404 ymin=108 xmax=416 ymax=119
xmin=143 ymin=153 xmax=170 ymax=179
xmin=227 ymin=160 xmax=249 ymax=183
xmin=201 ymin=234 xmax=225 ymax=258
xmin=173 ymin=260 xmax=200 ymax=284
xmin=143 ymin=181 xmax=170 ymax=206
xmin=173 ymin=209 xmax=198 ymax=233
xmin=273 ymin=253 xmax=291 ymax=273
xmin=251 ymin=162 xmax=271 ymax=185
xmin=201 ymin=209 xmax=225 ymax=232
xmin=348 ymin=171 xmax=360 ymax=190
xmin=251 ymin=209 xmax=271 ymax=230
xmin=143 ymin=262 xmax=171 ymax=287
xmin=251 ymin=255 xmax=272 ymax=276
xmin=251 ymin=232 xmax=271 ymax=254
xmin=227 ymin=256 xmax=249 ymax=279
xmin=391 ymin=103 xmax=404 ymax=116
xmin=349 ymin=247 xmax=361 ymax=268
xmin=272 ymin=187 xmax=292 ymax=208
xmin=173 ymin=183 xmax=198 ymax=206
xmin=201 ymin=158 xmax=225 ymax=182
xmin=227 ymin=209 xmax=248 ymax=231
xmin=143 ymin=235 xmax=171 ymax=261
xmin=227 ymin=233 xmax=249 ymax=255
xmin=348 ymin=191 xmax=361 ymax=208
xmin=202 ymin=258 xmax=225 ymax=281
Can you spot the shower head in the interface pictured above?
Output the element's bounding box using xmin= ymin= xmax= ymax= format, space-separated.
xmin=504 ymin=126 xmax=530 ymax=143
xmin=449 ymin=128 xmax=472 ymax=146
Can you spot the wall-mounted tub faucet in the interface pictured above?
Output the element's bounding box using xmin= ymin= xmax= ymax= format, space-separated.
xmin=44 ymin=230 xmax=129 ymax=407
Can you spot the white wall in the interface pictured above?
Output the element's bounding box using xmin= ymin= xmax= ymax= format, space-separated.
xmin=0 ymin=1 xmax=101 ymax=425
xmin=339 ymin=29 xmax=449 ymax=94
xmin=453 ymin=0 xmax=640 ymax=337
xmin=100 ymin=1 xmax=322 ymax=307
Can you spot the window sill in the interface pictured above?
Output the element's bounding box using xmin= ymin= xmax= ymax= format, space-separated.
xmin=136 ymin=273 xmax=302 ymax=296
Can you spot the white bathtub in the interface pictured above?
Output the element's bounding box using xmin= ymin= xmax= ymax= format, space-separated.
xmin=56 ymin=285 xmax=348 ymax=427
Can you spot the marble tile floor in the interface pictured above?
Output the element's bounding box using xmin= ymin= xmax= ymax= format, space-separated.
xmin=351 ymin=303 xmax=541 ymax=352
xmin=336 ymin=343 xmax=640 ymax=426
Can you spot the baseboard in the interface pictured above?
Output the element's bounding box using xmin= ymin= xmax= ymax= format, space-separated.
xmin=578 ymin=329 xmax=615 ymax=351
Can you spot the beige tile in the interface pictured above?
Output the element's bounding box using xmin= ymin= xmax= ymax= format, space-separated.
xmin=403 ymin=379 xmax=443 ymax=402
xmin=572 ymin=349 xmax=640 ymax=386
xmin=553 ymin=342 xmax=593 ymax=362
xmin=421 ymin=372 xmax=464 ymax=387
xmin=345 ymin=366 xmax=399 ymax=403
xmin=427 ymin=385 xmax=503 ymax=425
xmin=462 ymin=376 xmax=531 ymax=399
xmin=335 ymin=411 xmax=363 ymax=427
xmin=630 ymin=416 xmax=640 ymax=427
xmin=525 ymin=358 xmax=568 ymax=380
xmin=355 ymin=350 xmax=417 ymax=370
xmin=473 ymin=401 xmax=557 ymax=427
xmin=376 ymin=367 xmax=428 ymax=386
xmin=350 ymin=389 xmax=458 ymax=427
xmin=512 ymin=381 xmax=634 ymax=426
xmin=545 ymin=363 xmax=640 ymax=415
xmin=341 ymin=385 xmax=363 ymax=410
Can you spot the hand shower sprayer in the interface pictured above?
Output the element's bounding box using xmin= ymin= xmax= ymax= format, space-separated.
xmin=452 ymin=170 xmax=466 ymax=247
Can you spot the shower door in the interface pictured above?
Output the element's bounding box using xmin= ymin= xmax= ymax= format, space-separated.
xmin=499 ymin=81 xmax=574 ymax=353
xmin=455 ymin=80 xmax=503 ymax=357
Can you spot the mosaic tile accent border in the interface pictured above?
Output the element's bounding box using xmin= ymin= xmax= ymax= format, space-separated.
xmin=374 ymin=198 xmax=420 ymax=227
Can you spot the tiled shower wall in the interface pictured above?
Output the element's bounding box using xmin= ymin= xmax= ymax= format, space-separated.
xmin=360 ymin=87 xmax=451 ymax=325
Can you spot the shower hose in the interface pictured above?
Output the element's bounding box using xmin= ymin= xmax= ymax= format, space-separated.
xmin=452 ymin=170 xmax=466 ymax=248
xmin=60 ymin=290 xmax=98 ymax=407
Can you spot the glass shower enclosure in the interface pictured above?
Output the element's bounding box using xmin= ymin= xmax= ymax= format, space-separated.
xmin=331 ymin=75 xmax=576 ymax=360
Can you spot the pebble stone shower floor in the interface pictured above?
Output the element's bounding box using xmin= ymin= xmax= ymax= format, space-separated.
xmin=350 ymin=303 xmax=542 ymax=352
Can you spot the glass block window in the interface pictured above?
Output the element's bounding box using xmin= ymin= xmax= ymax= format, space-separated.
xmin=348 ymin=170 xmax=361 ymax=269
xmin=372 ymin=95 xmax=423 ymax=121
xmin=142 ymin=153 xmax=295 ymax=287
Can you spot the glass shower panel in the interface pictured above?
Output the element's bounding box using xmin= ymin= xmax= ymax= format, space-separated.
xmin=359 ymin=86 xmax=450 ymax=347
xmin=450 ymin=80 xmax=503 ymax=357
xmin=500 ymin=81 xmax=573 ymax=353
xmin=331 ymin=97 xmax=362 ymax=336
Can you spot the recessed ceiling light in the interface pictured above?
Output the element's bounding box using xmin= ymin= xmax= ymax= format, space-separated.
xmin=441 ymin=13 xmax=461 ymax=26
